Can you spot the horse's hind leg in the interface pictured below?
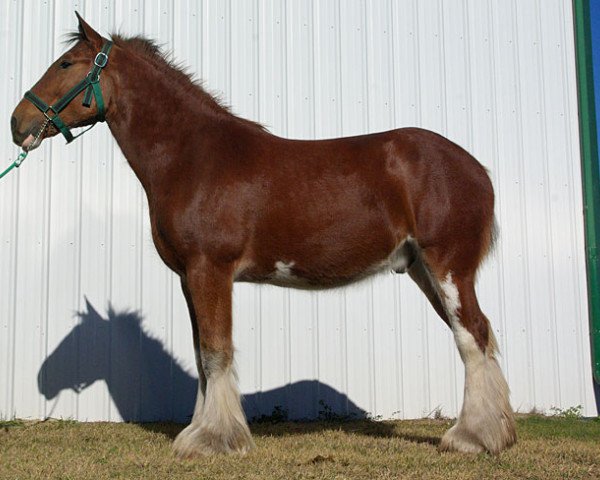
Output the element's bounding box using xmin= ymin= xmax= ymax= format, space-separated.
xmin=409 ymin=253 xmax=516 ymax=454
xmin=407 ymin=254 xmax=450 ymax=326
xmin=437 ymin=272 xmax=516 ymax=453
xmin=173 ymin=257 xmax=254 ymax=457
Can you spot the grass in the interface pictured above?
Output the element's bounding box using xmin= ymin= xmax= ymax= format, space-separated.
xmin=1 ymin=415 xmax=599 ymax=479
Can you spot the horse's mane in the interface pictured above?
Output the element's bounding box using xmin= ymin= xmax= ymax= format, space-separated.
xmin=66 ymin=30 xmax=266 ymax=131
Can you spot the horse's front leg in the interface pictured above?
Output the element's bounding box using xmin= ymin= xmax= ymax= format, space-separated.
xmin=173 ymin=257 xmax=254 ymax=457
xmin=171 ymin=278 xmax=207 ymax=445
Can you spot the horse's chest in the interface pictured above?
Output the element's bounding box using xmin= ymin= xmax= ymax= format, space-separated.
xmin=149 ymin=213 xmax=184 ymax=273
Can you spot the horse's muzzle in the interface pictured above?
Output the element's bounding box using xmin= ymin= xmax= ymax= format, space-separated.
xmin=10 ymin=114 xmax=32 ymax=147
xmin=11 ymin=113 xmax=43 ymax=148
xmin=10 ymin=115 xmax=26 ymax=146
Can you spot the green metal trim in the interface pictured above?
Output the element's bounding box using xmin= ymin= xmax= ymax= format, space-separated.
xmin=573 ymin=0 xmax=600 ymax=384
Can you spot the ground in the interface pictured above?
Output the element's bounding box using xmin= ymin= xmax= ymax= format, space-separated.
xmin=1 ymin=415 xmax=599 ymax=479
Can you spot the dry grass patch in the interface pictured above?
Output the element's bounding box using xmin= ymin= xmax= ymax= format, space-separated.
xmin=1 ymin=415 xmax=598 ymax=479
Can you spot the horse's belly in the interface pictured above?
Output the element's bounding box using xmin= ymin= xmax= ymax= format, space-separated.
xmin=236 ymin=236 xmax=416 ymax=290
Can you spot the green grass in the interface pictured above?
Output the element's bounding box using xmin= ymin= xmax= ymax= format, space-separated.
xmin=1 ymin=416 xmax=599 ymax=479
xmin=0 ymin=418 xmax=25 ymax=429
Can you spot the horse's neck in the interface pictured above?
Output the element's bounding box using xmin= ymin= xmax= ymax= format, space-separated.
xmin=106 ymin=52 xmax=223 ymax=195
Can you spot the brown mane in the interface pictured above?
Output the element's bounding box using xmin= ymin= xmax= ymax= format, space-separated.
xmin=66 ymin=30 xmax=266 ymax=131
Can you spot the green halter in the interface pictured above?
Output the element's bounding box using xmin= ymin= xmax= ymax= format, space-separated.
xmin=23 ymin=41 xmax=113 ymax=144
xmin=1 ymin=41 xmax=113 ymax=181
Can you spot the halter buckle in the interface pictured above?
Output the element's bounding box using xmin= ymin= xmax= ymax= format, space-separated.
xmin=94 ymin=52 xmax=109 ymax=68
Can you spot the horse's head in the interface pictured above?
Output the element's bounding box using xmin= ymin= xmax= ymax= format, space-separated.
xmin=11 ymin=12 xmax=114 ymax=150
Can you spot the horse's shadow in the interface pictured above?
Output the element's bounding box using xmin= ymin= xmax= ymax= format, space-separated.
xmin=38 ymin=298 xmax=196 ymax=423
xmin=38 ymin=299 xmax=434 ymax=444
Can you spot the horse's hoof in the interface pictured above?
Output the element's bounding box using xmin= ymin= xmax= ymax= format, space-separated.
xmin=173 ymin=423 xmax=255 ymax=457
xmin=439 ymin=420 xmax=516 ymax=454
xmin=439 ymin=425 xmax=486 ymax=453
xmin=172 ymin=423 xmax=200 ymax=457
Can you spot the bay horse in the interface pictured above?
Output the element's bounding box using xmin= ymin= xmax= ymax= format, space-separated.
xmin=11 ymin=14 xmax=516 ymax=456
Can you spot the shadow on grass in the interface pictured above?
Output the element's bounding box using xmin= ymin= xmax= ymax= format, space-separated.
xmin=37 ymin=298 xmax=446 ymax=448
xmin=139 ymin=418 xmax=443 ymax=448
xmin=249 ymin=418 xmax=443 ymax=447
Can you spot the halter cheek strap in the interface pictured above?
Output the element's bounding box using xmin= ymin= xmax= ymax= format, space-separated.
xmin=23 ymin=41 xmax=113 ymax=144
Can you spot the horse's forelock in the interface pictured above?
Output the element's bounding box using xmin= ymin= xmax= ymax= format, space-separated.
xmin=63 ymin=29 xmax=87 ymax=46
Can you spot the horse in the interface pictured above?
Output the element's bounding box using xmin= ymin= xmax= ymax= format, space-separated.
xmin=11 ymin=13 xmax=516 ymax=456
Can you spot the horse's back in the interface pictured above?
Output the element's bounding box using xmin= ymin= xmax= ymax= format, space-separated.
xmin=262 ymin=126 xmax=494 ymax=243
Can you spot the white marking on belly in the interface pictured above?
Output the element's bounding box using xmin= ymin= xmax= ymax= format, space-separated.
xmin=273 ymin=261 xmax=296 ymax=282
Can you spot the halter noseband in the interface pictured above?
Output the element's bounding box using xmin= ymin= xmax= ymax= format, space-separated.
xmin=23 ymin=41 xmax=113 ymax=144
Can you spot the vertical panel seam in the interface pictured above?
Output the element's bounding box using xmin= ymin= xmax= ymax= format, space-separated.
xmin=40 ymin=0 xmax=56 ymax=419
xmin=486 ymin=0 xmax=509 ymax=383
xmin=534 ymin=0 xmax=561 ymax=407
xmin=388 ymin=0 xmax=403 ymax=419
xmin=9 ymin=0 xmax=26 ymax=420
xmin=510 ymin=0 xmax=537 ymax=408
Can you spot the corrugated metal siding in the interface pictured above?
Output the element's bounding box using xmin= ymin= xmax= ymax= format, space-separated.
xmin=0 ymin=0 xmax=596 ymax=422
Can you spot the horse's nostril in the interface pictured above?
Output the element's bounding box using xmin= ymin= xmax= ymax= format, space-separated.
xmin=11 ymin=115 xmax=17 ymax=132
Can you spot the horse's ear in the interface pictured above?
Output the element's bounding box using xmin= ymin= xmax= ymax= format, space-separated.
xmin=82 ymin=296 xmax=102 ymax=322
xmin=75 ymin=11 xmax=103 ymax=48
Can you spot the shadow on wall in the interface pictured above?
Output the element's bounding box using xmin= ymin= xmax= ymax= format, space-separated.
xmin=37 ymin=299 xmax=366 ymax=423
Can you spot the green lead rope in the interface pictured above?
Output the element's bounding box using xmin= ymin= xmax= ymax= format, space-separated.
xmin=0 ymin=151 xmax=28 ymax=180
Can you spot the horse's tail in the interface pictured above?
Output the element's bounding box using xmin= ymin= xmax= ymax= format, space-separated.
xmin=489 ymin=215 xmax=499 ymax=256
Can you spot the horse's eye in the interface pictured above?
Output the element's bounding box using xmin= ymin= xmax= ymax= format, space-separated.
xmin=59 ymin=61 xmax=72 ymax=69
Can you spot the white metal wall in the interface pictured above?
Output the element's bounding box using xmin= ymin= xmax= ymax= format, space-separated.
xmin=1 ymin=0 xmax=597 ymax=422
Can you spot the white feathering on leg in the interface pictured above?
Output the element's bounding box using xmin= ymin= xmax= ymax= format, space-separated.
xmin=439 ymin=273 xmax=515 ymax=454
xmin=173 ymin=351 xmax=254 ymax=457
